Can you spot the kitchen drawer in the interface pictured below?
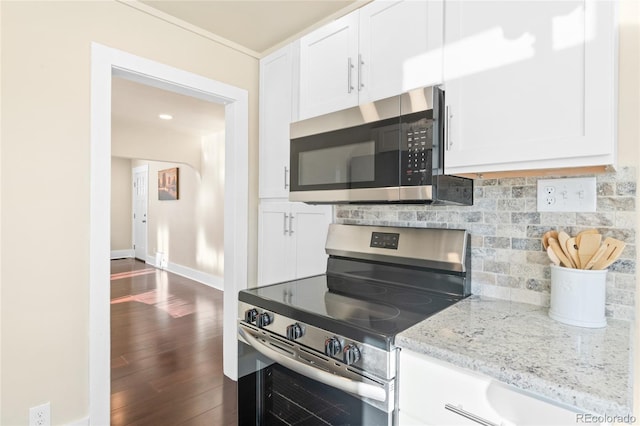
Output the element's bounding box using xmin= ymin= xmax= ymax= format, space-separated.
xmin=400 ymin=350 xmax=501 ymax=425
xmin=399 ymin=350 xmax=592 ymax=426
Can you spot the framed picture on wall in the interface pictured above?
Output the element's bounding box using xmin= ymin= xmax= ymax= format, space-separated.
xmin=158 ymin=167 xmax=179 ymax=200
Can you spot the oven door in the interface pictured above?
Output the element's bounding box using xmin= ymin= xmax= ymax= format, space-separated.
xmin=238 ymin=324 xmax=396 ymax=426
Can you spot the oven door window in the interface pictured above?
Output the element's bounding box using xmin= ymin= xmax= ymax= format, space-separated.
xmin=290 ymin=117 xmax=401 ymax=192
xmin=238 ymin=342 xmax=392 ymax=426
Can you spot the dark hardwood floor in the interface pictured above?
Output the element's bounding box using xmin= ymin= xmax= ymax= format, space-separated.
xmin=110 ymin=259 xmax=237 ymax=425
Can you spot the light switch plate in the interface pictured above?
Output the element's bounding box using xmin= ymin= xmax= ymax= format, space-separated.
xmin=537 ymin=177 xmax=597 ymax=212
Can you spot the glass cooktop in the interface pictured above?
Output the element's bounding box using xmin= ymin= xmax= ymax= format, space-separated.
xmin=239 ymin=274 xmax=463 ymax=350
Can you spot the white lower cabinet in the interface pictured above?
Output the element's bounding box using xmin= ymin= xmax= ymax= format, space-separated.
xmin=258 ymin=201 xmax=332 ymax=286
xmin=399 ymin=349 xmax=594 ymax=426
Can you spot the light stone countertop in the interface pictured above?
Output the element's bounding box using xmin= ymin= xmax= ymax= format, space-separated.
xmin=396 ymin=295 xmax=634 ymax=417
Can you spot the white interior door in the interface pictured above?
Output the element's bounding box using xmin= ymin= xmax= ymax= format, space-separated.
xmin=132 ymin=165 xmax=148 ymax=261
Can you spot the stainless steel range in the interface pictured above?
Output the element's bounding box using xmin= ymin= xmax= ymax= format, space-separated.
xmin=237 ymin=223 xmax=471 ymax=426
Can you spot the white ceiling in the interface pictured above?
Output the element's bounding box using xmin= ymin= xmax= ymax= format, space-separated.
xmin=113 ymin=0 xmax=361 ymax=140
xmin=112 ymin=77 xmax=226 ymax=138
xmin=139 ymin=0 xmax=359 ymax=55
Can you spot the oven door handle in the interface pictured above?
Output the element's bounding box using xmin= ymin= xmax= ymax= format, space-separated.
xmin=238 ymin=326 xmax=387 ymax=402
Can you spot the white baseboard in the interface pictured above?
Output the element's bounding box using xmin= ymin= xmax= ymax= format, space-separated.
xmin=67 ymin=416 xmax=90 ymax=426
xmin=110 ymin=249 xmax=134 ymax=259
xmin=142 ymin=257 xmax=224 ymax=291
xmin=166 ymin=262 xmax=224 ymax=291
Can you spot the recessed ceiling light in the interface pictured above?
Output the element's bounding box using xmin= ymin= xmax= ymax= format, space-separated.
xmin=158 ymin=113 xmax=173 ymax=120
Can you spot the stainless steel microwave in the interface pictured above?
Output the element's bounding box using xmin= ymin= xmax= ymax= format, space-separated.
xmin=289 ymin=86 xmax=473 ymax=205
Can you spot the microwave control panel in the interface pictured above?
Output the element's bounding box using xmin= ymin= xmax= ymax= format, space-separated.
xmin=401 ymin=120 xmax=433 ymax=186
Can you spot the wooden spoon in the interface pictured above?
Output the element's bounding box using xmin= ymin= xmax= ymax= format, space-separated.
xmin=578 ymin=233 xmax=602 ymax=268
xmin=592 ymin=237 xmax=626 ymax=270
xmin=546 ymin=246 xmax=561 ymax=266
xmin=557 ymin=231 xmax=576 ymax=268
xmin=566 ymin=237 xmax=581 ymax=269
xmin=548 ymin=237 xmax=573 ymax=268
xmin=542 ymin=230 xmax=559 ymax=250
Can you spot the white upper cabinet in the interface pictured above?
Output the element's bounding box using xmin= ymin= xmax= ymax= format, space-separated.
xmin=358 ymin=0 xmax=443 ymax=104
xmin=259 ymin=44 xmax=296 ymax=199
xmin=298 ymin=0 xmax=443 ymax=120
xmin=299 ymin=13 xmax=360 ymax=120
xmin=443 ymin=0 xmax=617 ymax=175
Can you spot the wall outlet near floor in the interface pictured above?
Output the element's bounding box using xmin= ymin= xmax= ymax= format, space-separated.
xmin=29 ymin=402 xmax=50 ymax=426
xmin=537 ymin=177 xmax=597 ymax=212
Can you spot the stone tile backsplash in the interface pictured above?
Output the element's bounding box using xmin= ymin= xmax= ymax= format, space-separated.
xmin=335 ymin=167 xmax=637 ymax=321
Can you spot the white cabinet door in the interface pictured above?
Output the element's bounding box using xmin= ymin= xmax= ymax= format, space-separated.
xmin=258 ymin=202 xmax=332 ymax=286
xmin=444 ymin=0 xmax=616 ymax=175
xmin=359 ymin=0 xmax=443 ymax=104
xmin=298 ymin=12 xmax=359 ymax=120
xmin=290 ymin=204 xmax=332 ymax=279
xmin=258 ymin=202 xmax=294 ymax=286
xmin=259 ymin=44 xmax=294 ymax=198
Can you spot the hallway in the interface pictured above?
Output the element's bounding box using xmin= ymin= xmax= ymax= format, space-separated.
xmin=110 ymin=259 xmax=237 ymax=425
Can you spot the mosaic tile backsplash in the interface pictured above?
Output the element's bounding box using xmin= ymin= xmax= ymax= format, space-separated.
xmin=335 ymin=167 xmax=637 ymax=321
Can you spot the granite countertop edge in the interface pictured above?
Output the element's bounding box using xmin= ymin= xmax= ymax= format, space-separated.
xmin=395 ymin=296 xmax=634 ymax=417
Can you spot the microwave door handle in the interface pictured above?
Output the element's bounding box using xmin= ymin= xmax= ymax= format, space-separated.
xmin=446 ymin=105 xmax=453 ymax=150
xmin=238 ymin=326 xmax=386 ymax=402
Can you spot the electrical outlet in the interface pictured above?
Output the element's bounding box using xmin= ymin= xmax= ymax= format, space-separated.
xmin=29 ymin=402 xmax=50 ymax=426
xmin=537 ymin=177 xmax=597 ymax=212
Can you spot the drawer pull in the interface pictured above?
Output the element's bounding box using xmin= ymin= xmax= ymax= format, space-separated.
xmin=444 ymin=403 xmax=499 ymax=426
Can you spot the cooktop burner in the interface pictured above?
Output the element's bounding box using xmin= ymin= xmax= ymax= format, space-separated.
xmin=239 ymin=273 xmax=461 ymax=349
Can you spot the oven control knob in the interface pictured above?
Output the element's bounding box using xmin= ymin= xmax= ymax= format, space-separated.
xmin=257 ymin=312 xmax=273 ymax=328
xmin=244 ymin=308 xmax=259 ymax=324
xmin=286 ymin=323 xmax=304 ymax=340
xmin=324 ymin=337 xmax=342 ymax=357
xmin=343 ymin=344 xmax=361 ymax=365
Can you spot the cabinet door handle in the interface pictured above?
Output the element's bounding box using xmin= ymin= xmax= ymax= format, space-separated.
xmin=446 ymin=105 xmax=453 ymax=150
xmin=283 ymin=213 xmax=289 ymax=235
xmin=288 ymin=214 xmax=295 ymax=236
xmin=444 ymin=404 xmax=499 ymax=426
xmin=284 ymin=166 xmax=290 ymax=189
xmin=358 ymin=54 xmax=364 ymax=90
xmin=347 ymin=57 xmax=355 ymax=94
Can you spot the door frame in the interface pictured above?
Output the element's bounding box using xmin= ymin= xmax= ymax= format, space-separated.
xmin=131 ymin=164 xmax=149 ymax=262
xmin=90 ymin=43 xmax=248 ymax=424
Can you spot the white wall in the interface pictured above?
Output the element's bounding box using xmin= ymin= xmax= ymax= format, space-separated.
xmin=0 ymin=1 xmax=258 ymax=423
xmin=131 ymin=133 xmax=226 ymax=279
xmin=111 ymin=157 xmax=133 ymax=252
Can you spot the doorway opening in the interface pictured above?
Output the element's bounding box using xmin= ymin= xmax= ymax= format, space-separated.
xmin=91 ymin=43 xmax=248 ymax=424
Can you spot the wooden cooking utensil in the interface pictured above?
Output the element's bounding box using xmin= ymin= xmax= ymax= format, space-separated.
xmin=548 ymin=237 xmax=573 ymax=268
xmin=592 ymin=237 xmax=626 ymax=270
xmin=575 ymin=228 xmax=599 ymax=247
xmin=566 ymin=237 xmax=581 ymax=269
xmin=542 ymin=230 xmax=559 ymax=250
xmin=583 ymin=243 xmax=608 ymax=270
xmin=578 ymin=233 xmax=602 ymax=268
xmin=557 ymin=231 xmax=576 ymax=268
xmin=546 ymin=246 xmax=561 ymax=266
